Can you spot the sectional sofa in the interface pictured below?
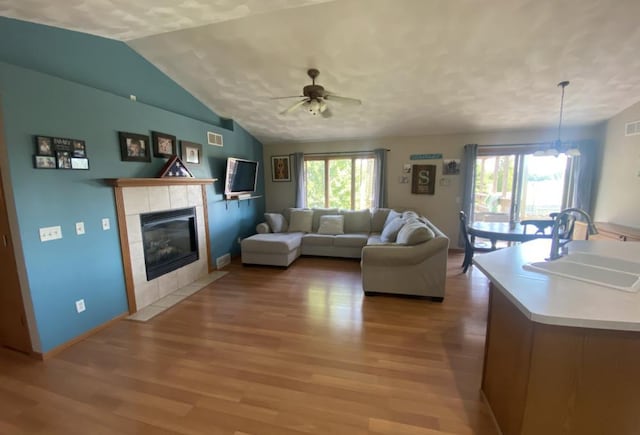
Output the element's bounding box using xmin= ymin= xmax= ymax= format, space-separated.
xmin=240 ymin=208 xmax=449 ymax=300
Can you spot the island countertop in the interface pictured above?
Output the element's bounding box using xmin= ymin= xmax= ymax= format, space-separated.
xmin=473 ymin=239 xmax=640 ymax=332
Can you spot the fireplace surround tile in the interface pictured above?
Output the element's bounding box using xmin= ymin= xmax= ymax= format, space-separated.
xmin=169 ymin=185 xmax=188 ymax=209
xmin=123 ymin=187 xmax=150 ymax=215
xmin=135 ymin=280 xmax=160 ymax=309
xmin=157 ymin=271 xmax=179 ymax=299
xmin=187 ymin=185 xmax=203 ymax=206
xmin=148 ymin=186 xmax=171 ymax=212
xmin=126 ymin=214 xmax=142 ymax=243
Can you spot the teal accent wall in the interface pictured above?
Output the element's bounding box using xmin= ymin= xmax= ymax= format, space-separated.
xmin=0 ymin=19 xmax=264 ymax=353
xmin=0 ymin=16 xmax=226 ymax=127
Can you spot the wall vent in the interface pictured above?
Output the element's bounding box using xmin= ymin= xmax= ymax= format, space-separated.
xmin=207 ymin=131 xmax=223 ymax=147
xmin=625 ymin=120 xmax=640 ymax=136
xmin=216 ymin=253 xmax=231 ymax=269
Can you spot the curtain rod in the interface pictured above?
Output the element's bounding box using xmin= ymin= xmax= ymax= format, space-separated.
xmin=478 ymin=142 xmax=548 ymax=148
xmin=300 ymin=149 xmax=390 ymax=157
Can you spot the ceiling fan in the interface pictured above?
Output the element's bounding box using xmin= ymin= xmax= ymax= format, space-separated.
xmin=275 ymin=69 xmax=362 ymax=117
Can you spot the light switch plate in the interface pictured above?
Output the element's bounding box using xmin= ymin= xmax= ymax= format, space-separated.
xmin=39 ymin=225 xmax=62 ymax=242
xmin=75 ymin=222 xmax=85 ymax=235
xmin=102 ymin=218 xmax=110 ymax=230
xmin=75 ymin=299 xmax=86 ymax=313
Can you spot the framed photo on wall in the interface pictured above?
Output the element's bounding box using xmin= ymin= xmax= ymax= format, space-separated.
xmin=152 ymin=131 xmax=177 ymax=158
xmin=181 ymin=141 xmax=202 ymax=165
xmin=35 ymin=136 xmax=54 ymax=156
xmin=411 ymin=164 xmax=436 ymax=194
xmin=271 ymin=155 xmax=291 ymax=182
xmin=119 ymin=132 xmax=151 ymax=162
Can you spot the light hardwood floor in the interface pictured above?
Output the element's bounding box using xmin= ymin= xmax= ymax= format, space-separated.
xmin=0 ymin=254 xmax=498 ymax=435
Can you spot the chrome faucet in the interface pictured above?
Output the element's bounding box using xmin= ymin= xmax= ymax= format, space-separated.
xmin=548 ymin=208 xmax=598 ymax=260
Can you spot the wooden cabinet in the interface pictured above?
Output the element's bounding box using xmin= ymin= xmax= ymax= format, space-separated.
xmin=574 ymin=221 xmax=640 ymax=242
xmin=482 ymin=285 xmax=640 ymax=435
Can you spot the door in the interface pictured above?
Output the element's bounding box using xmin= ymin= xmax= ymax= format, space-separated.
xmin=0 ymin=165 xmax=33 ymax=353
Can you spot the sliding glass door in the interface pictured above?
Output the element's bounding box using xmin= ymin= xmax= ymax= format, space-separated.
xmin=473 ymin=152 xmax=569 ymax=223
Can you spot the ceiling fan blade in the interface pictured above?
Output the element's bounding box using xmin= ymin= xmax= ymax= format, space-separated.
xmin=321 ymin=107 xmax=332 ymax=118
xmin=280 ymin=99 xmax=308 ymax=115
xmin=271 ymin=96 xmax=305 ymax=100
xmin=324 ymin=94 xmax=362 ymax=105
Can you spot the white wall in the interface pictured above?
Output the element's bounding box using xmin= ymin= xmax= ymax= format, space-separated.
xmin=263 ymin=124 xmax=603 ymax=244
xmin=593 ymin=101 xmax=640 ymax=227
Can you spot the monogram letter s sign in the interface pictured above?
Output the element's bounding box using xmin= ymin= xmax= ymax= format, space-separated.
xmin=411 ymin=164 xmax=436 ymax=194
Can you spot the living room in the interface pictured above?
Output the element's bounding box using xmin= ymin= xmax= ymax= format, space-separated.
xmin=1 ymin=1 xmax=639 ymax=433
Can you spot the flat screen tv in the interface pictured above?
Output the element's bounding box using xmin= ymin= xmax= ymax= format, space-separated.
xmin=224 ymin=157 xmax=258 ymax=198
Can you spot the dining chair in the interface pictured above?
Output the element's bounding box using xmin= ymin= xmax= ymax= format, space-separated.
xmin=549 ymin=212 xmax=576 ymax=240
xmin=520 ymin=219 xmax=555 ymax=235
xmin=459 ymin=211 xmax=492 ymax=273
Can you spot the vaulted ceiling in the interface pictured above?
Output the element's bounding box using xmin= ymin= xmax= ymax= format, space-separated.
xmin=2 ymin=0 xmax=640 ymax=144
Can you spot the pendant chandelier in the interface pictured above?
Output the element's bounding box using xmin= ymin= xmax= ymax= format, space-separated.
xmin=534 ymin=81 xmax=581 ymax=157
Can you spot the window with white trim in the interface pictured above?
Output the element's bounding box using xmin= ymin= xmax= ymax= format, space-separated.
xmin=304 ymin=154 xmax=376 ymax=209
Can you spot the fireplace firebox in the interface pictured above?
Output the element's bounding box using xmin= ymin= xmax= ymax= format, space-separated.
xmin=140 ymin=207 xmax=199 ymax=281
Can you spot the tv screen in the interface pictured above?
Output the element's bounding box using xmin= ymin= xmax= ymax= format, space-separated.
xmin=225 ymin=158 xmax=258 ymax=197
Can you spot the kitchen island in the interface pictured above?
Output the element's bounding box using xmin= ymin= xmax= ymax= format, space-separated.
xmin=473 ymin=239 xmax=640 ymax=435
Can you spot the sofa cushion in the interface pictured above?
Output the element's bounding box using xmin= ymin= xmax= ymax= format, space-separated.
xmin=317 ymin=215 xmax=344 ymax=235
xmin=371 ymin=208 xmax=391 ymax=232
xmin=396 ymin=221 xmax=435 ymax=245
xmin=334 ymin=233 xmax=369 ymax=248
xmin=380 ymin=216 xmax=405 ymax=243
xmin=264 ymin=213 xmax=288 ymax=233
xmin=311 ymin=208 xmax=339 ymax=232
xmin=302 ymin=234 xmax=335 ymax=246
xmin=342 ymin=209 xmax=371 ymax=233
xmin=283 ymin=207 xmax=306 ymax=224
xmin=241 ymin=232 xmax=303 ymax=254
xmin=288 ymin=209 xmax=314 ymax=233
xmin=384 ymin=209 xmax=402 ymax=228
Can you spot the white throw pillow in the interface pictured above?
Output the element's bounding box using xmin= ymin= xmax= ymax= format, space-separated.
xmin=288 ymin=209 xmax=313 ymax=233
xmin=317 ymin=215 xmax=345 ymax=235
xmin=380 ymin=216 xmax=405 ymax=242
xmin=383 ymin=209 xmax=402 ymax=229
xmin=264 ymin=213 xmax=288 ymax=233
xmin=396 ymin=221 xmax=435 ymax=245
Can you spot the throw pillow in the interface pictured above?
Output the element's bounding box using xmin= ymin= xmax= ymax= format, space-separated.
xmin=288 ymin=209 xmax=314 ymax=233
xmin=380 ymin=216 xmax=405 ymax=243
xmin=317 ymin=215 xmax=345 ymax=235
xmin=396 ymin=221 xmax=435 ymax=245
xmin=311 ymin=208 xmax=339 ymax=232
xmin=383 ymin=209 xmax=402 ymax=229
xmin=264 ymin=213 xmax=288 ymax=233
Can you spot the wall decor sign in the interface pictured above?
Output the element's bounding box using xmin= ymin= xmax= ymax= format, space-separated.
xmin=271 ymin=155 xmax=291 ymax=182
xmin=442 ymin=159 xmax=461 ymax=175
xmin=119 ymin=132 xmax=151 ymax=162
xmin=33 ymin=135 xmax=89 ymax=170
xmin=410 ymin=153 xmax=443 ymax=160
xmin=152 ymin=131 xmax=177 ymax=158
xmin=181 ymin=141 xmax=203 ymax=165
xmin=411 ymin=164 xmax=436 ymax=194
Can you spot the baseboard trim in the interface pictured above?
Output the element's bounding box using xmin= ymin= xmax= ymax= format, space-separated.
xmin=32 ymin=312 xmax=128 ymax=361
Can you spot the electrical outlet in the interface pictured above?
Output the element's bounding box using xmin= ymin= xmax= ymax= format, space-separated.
xmin=75 ymin=299 xmax=86 ymax=313
xmin=39 ymin=225 xmax=62 ymax=242
xmin=76 ymin=221 xmax=85 ymax=235
xmin=102 ymin=218 xmax=110 ymax=230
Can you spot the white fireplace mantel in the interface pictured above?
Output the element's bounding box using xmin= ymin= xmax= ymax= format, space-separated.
xmin=107 ymin=178 xmax=217 ymax=313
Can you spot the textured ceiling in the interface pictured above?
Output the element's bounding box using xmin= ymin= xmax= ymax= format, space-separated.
xmin=3 ymin=0 xmax=640 ymax=144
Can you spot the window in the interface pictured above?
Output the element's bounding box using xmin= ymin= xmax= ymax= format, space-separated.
xmin=473 ymin=149 xmax=570 ymax=222
xmin=304 ymin=154 xmax=376 ymax=209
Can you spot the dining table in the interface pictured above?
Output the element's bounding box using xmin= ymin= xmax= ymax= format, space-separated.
xmin=468 ymin=220 xmax=553 ymax=250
